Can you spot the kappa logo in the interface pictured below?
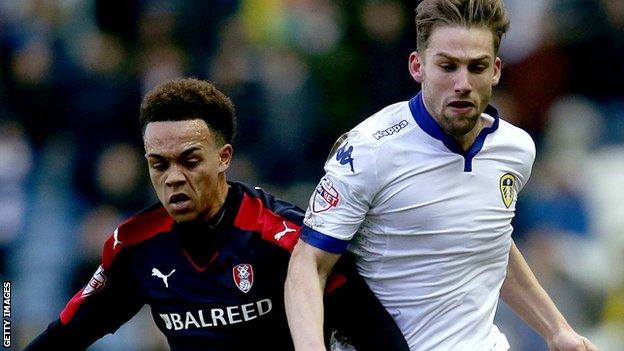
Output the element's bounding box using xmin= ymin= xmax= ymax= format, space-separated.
xmin=373 ymin=119 xmax=409 ymax=140
xmin=274 ymin=221 xmax=297 ymax=241
xmin=499 ymin=173 xmax=516 ymax=208
xmin=311 ymin=177 xmax=340 ymax=213
xmin=233 ymin=264 xmax=254 ymax=293
xmin=112 ymin=228 xmax=122 ymax=250
xmin=335 ymin=142 xmax=355 ymax=173
xmin=327 ymin=133 xmax=355 ymax=173
xmin=152 ymin=268 xmax=176 ymax=288
xmin=82 ymin=265 xmax=107 ymax=297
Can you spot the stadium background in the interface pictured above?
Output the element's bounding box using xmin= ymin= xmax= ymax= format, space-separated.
xmin=0 ymin=0 xmax=622 ymax=349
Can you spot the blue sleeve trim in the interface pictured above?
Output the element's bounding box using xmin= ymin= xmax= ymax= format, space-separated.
xmin=300 ymin=226 xmax=350 ymax=254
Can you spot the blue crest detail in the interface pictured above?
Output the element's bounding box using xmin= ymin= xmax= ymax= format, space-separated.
xmin=335 ymin=143 xmax=354 ymax=173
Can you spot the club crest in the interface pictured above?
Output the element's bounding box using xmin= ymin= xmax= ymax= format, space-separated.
xmin=499 ymin=173 xmax=515 ymax=208
xmin=233 ymin=263 xmax=254 ymax=293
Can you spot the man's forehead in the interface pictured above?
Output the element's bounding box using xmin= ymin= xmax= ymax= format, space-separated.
xmin=432 ymin=51 xmax=492 ymax=62
xmin=145 ymin=120 xmax=210 ymax=139
xmin=425 ymin=25 xmax=496 ymax=59
xmin=143 ymin=120 xmax=213 ymax=155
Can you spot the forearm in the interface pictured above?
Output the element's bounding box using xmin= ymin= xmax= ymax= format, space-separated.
xmin=500 ymin=240 xmax=571 ymax=340
xmin=285 ymin=241 xmax=338 ymax=351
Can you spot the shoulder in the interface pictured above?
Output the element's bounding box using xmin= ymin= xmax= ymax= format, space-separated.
xmin=353 ymin=101 xmax=415 ymax=147
xmin=319 ymin=103 xmax=415 ymax=199
xmin=101 ymin=203 xmax=174 ymax=268
xmin=489 ymin=117 xmax=537 ymax=186
xmin=231 ymin=182 xmax=303 ymax=252
xmin=496 ymin=118 xmax=536 ymax=158
xmin=324 ymin=101 xmax=415 ymax=171
xmin=233 ymin=182 xmax=304 ymax=223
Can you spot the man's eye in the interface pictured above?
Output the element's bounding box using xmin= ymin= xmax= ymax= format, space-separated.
xmin=440 ymin=64 xmax=455 ymax=72
xmin=185 ymin=160 xmax=199 ymax=168
xmin=469 ymin=64 xmax=486 ymax=73
xmin=151 ymin=163 xmax=167 ymax=171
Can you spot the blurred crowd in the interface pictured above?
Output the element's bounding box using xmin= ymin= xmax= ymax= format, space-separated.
xmin=0 ymin=0 xmax=622 ymax=350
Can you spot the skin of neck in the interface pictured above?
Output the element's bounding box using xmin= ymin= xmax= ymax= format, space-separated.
xmin=202 ymin=174 xmax=229 ymax=222
xmin=453 ymin=117 xmax=483 ymax=151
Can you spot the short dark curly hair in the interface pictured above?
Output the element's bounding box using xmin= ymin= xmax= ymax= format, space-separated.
xmin=139 ymin=78 xmax=236 ymax=145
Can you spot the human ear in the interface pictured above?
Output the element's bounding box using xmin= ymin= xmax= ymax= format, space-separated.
xmin=408 ymin=51 xmax=425 ymax=83
xmin=218 ymin=144 xmax=233 ymax=172
xmin=492 ymin=57 xmax=502 ymax=86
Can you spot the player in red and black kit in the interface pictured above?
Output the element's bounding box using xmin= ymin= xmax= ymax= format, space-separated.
xmin=24 ymin=78 xmax=409 ymax=351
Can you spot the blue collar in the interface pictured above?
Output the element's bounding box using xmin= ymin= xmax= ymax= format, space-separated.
xmin=408 ymin=92 xmax=500 ymax=172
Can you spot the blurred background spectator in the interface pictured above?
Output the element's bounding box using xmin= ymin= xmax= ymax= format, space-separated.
xmin=1 ymin=0 xmax=622 ymax=350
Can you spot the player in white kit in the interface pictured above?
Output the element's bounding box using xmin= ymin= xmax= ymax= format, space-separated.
xmin=284 ymin=1 xmax=599 ymax=350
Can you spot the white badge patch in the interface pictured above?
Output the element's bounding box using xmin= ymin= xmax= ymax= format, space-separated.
xmin=82 ymin=265 xmax=107 ymax=297
xmin=312 ymin=177 xmax=341 ymax=213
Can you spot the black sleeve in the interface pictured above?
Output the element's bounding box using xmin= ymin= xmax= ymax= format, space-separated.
xmin=23 ymin=319 xmax=89 ymax=351
xmin=324 ymin=255 xmax=410 ymax=351
xmin=23 ymin=253 xmax=145 ymax=351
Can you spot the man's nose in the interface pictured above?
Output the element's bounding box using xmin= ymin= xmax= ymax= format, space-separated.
xmin=454 ymin=68 xmax=472 ymax=94
xmin=165 ymin=164 xmax=186 ymax=186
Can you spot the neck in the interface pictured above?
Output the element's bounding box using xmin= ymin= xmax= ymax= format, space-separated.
xmin=453 ymin=119 xmax=483 ymax=151
xmin=202 ymin=176 xmax=229 ymax=222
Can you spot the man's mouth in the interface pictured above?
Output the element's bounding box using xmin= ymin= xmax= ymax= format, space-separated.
xmin=448 ymin=100 xmax=475 ymax=109
xmin=169 ymin=193 xmax=193 ymax=212
xmin=169 ymin=193 xmax=190 ymax=204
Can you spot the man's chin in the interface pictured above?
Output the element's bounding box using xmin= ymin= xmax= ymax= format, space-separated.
xmin=443 ymin=118 xmax=479 ymax=137
xmin=444 ymin=123 xmax=475 ymax=137
xmin=167 ymin=208 xmax=198 ymax=223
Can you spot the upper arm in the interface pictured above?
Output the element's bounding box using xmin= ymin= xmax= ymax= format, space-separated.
xmin=507 ymin=238 xmax=521 ymax=269
xmin=501 ymin=238 xmax=532 ymax=300
xmin=57 ymin=248 xmax=145 ymax=346
xmin=304 ymin=131 xmax=378 ymax=243
xmin=289 ymin=239 xmax=342 ymax=282
xmin=26 ymin=259 xmax=144 ymax=350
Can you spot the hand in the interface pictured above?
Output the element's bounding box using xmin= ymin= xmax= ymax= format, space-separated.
xmin=547 ymin=328 xmax=599 ymax=351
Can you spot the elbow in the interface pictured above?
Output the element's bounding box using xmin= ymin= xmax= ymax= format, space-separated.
xmin=286 ymin=239 xmax=342 ymax=291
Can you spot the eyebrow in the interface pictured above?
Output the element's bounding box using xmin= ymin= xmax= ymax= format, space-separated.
xmin=146 ymin=146 xmax=201 ymax=160
xmin=434 ymin=53 xmax=492 ymax=62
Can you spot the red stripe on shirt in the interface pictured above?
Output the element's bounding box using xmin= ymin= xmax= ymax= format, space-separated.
xmin=102 ymin=206 xmax=173 ymax=268
xmin=60 ymin=205 xmax=173 ymax=324
xmin=233 ymin=193 xmax=301 ymax=252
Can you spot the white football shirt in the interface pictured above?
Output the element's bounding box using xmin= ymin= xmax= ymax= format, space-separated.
xmin=302 ymin=92 xmax=535 ymax=350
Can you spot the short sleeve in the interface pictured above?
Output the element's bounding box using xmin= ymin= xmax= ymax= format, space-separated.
xmin=302 ymin=131 xmax=378 ymax=252
xmin=516 ymin=130 xmax=537 ymax=193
